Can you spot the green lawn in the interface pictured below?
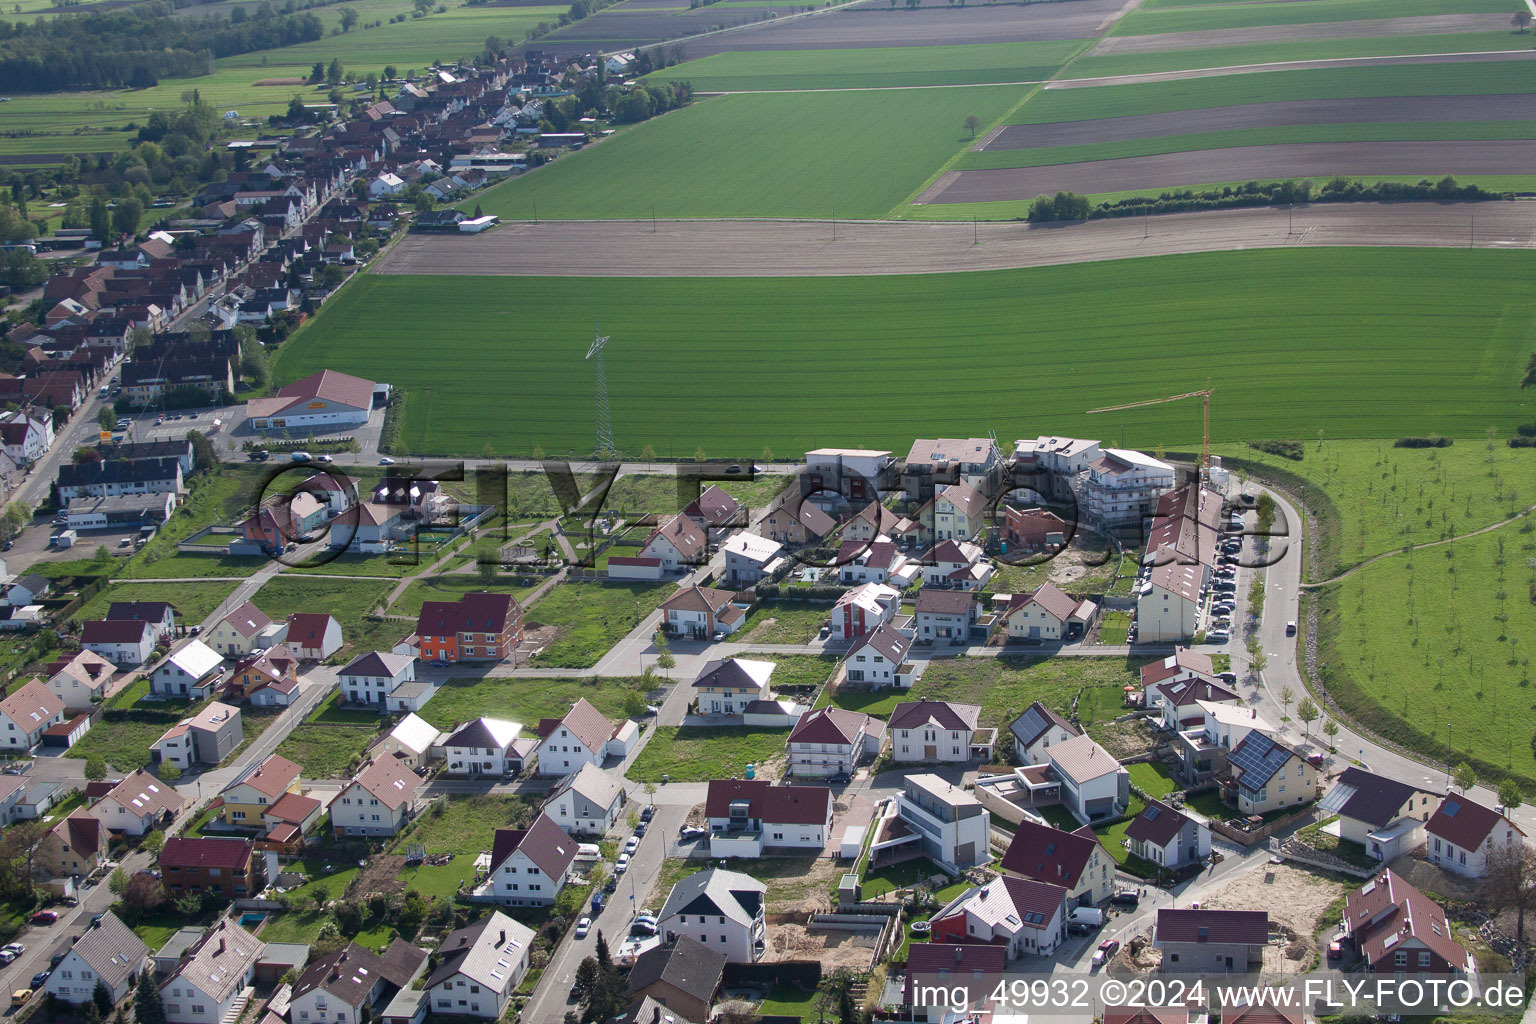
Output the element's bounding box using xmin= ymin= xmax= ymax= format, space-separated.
xmin=1127 ymin=760 xmax=1179 ymax=798
xmin=736 ymin=601 xmax=831 ymax=645
xmin=465 ymin=85 xmax=1024 ymax=221
xmin=391 ymin=794 xmax=539 ymax=901
xmin=1099 ymin=611 xmax=1132 ymax=645
xmin=118 ymin=467 xmax=269 ymax=579
xmin=252 ymin=575 xmax=400 ymax=660
xmin=1093 ymin=797 xmax=1159 ymax=876
xmin=389 ymin=575 xmax=540 ymax=617
xmin=274 ymin=723 xmax=381 ymax=778
xmin=417 ymin=675 xmax=649 ymax=732
xmin=76 ymin=581 xmax=236 ymax=626
xmin=68 ymin=694 xmax=196 ymax=772
xmin=527 ymin=581 xmax=673 ymax=668
xmin=277 ymin=250 xmax=1536 ymax=459
xmin=625 ymin=725 xmax=788 ymax=782
xmin=1010 ymin=60 xmax=1536 ymax=124
xmin=861 ymin=856 xmax=970 ymax=896
xmin=1114 ymin=0 xmax=1511 ymax=34
xmin=743 ymin=653 xmax=838 ymax=692
xmin=650 ymin=39 xmax=1086 ymax=91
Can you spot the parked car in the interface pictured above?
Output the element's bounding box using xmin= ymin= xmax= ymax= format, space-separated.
xmin=1111 ymin=889 xmax=1140 ymax=907
xmin=11 ymin=989 xmax=32 ymax=1009
xmin=1092 ymin=939 xmax=1120 ymax=968
xmin=603 ymin=875 xmax=618 ymax=894
xmin=642 ymin=705 xmax=660 ymax=716
xmin=1286 ymin=621 xmax=1297 ymax=635
xmin=0 ymin=943 xmax=24 ymax=963
xmin=49 ymin=952 xmax=65 ymax=968
xmin=1205 ymin=630 xmax=1230 ymax=644
xmin=29 ymin=972 xmax=49 ymax=989
xmin=829 ymin=771 xmax=852 ymax=785
xmin=1217 ymin=672 xmax=1238 ymax=685
xmin=1327 ymin=940 xmax=1343 ymax=960
xmin=575 ymin=917 xmax=592 ymax=939
xmin=1307 ymin=753 xmax=1326 ymax=768
xmin=633 ymin=821 xmax=647 ymax=837
xmin=624 ymin=836 xmax=640 ymax=855
xmin=679 ymin=826 xmax=707 ymax=841
xmin=631 ymin=918 xmax=658 ymax=937
xmin=30 ymin=911 xmax=57 ymax=925
xmin=615 ymin=854 xmax=630 ymax=874
xmin=640 ymin=806 xmax=655 ymax=822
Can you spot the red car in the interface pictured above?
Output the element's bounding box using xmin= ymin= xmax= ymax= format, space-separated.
xmin=29 ymin=911 xmax=58 ymax=925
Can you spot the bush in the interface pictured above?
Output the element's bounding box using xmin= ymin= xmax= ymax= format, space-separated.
xmin=1027 ymin=191 xmax=1090 ymax=223
xmin=1516 ymin=422 xmax=1536 ymax=438
xmin=1393 ymin=436 xmax=1452 ymax=448
xmin=1079 ymin=176 xmax=1504 ymax=223
xmin=1508 ymin=437 xmax=1536 ymax=448
xmin=1246 ymin=440 xmax=1304 ymax=461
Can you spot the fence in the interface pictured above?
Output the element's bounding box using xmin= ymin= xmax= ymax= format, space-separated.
xmin=178 ymin=524 xmax=242 ymax=554
xmin=723 ymin=960 xmax=821 ymax=989
xmin=1269 ymin=836 xmax=1375 ymax=877
xmin=1208 ymin=805 xmax=1317 ymax=848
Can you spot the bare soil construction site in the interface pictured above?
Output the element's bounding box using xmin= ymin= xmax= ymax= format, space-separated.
xmin=371 ymin=201 xmax=1536 ymax=278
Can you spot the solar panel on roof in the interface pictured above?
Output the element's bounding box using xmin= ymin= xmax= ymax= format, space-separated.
xmin=1145 ymin=805 xmax=1161 ymax=820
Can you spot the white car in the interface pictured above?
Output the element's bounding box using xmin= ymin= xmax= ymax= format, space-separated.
xmin=624 ymin=836 xmax=640 ymax=855
xmin=615 ymin=854 xmax=630 ymax=874
xmin=379 ymin=457 xmax=395 ymax=465
xmin=316 ymin=454 xmax=333 ymax=463
xmin=575 ymin=917 xmax=591 ymax=939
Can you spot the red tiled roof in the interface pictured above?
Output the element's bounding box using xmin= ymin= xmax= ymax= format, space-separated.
xmin=704 ymin=779 xmax=832 ymax=826
xmin=416 ymin=591 xmax=520 ymax=639
xmin=159 ymin=837 xmax=253 ymax=871
xmin=1425 ymin=795 xmax=1521 ymax=850
xmin=536 ymin=697 xmax=615 ymax=753
xmin=889 ymin=699 xmax=979 ymax=733
xmin=1000 ymin=820 xmax=1103 ymax=888
xmin=788 ymin=707 xmax=873 ymax=747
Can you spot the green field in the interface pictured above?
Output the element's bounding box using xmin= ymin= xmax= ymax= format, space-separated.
xmin=416 ymin=674 xmax=649 ymax=731
xmin=389 ymin=575 xmax=541 ymax=617
xmin=464 ymin=85 xmax=1023 ymax=221
xmin=1067 ymin=31 xmax=1528 ymax=79
xmin=1114 ymin=0 xmax=1511 ymax=35
xmin=392 ymin=794 xmax=539 ymax=901
xmin=649 ymin=39 xmax=1085 ymax=91
xmin=736 ymin=601 xmax=831 ymax=644
xmin=252 ymin=575 xmax=400 ymax=660
xmin=276 ymin=249 xmax=1536 ymax=458
xmin=79 ymin=581 xmax=236 ymax=625
xmin=1010 ymin=60 xmax=1536 ymax=124
xmin=625 ymin=724 xmax=789 ymax=782
xmin=274 ymin=722 xmax=381 ymax=777
xmin=526 ymin=580 xmax=673 ymax=668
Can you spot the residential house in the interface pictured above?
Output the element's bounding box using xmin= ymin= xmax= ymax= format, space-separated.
xmin=369 ymin=713 xmax=445 ymax=770
xmin=1424 ymin=795 xmax=1524 ymax=879
xmin=487 ymin=812 xmax=578 ymax=907
xmin=902 ymin=438 xmax=1002 ymax=501
xmin=4 ymin=573 xmax=48 ymax=607
xmin=1047 ymin=734 xmax=1129 ymax=823
xmin=1137 ymin=559 xmax=1204 ymax=643
xmin=43 ymin=650 xmax=116 ymax=709
xmin=286 ymin=612 xmax=342 ymax=661
xmin=918 ymin=539 xmax=992 ymax=591
xmin=999 ymin=582 xmax=1079 ymax=643
xmin=1124 ymin=799 xmax=1210 ymax=870
xmin=44 ymin=912 xmax=148 ymax=1007
xmin=0 ymin=679 xmax=65 ymax=752
xmin=1002 ymin=506 xmax=1068 ymax=554
xmin=930 ymin=876 xmax=1069 ymax=959
xmin=802 ymin=448 xmax=893 ymax=507
xmin=625 ymin=937 xmax=725 ymax=1024
xmin=682 ymin=484 xmax=742 ymax=532
xmin=1000 ymin=820 xmax=1115 ymax=907
xmin=843 ymin=623 xmax=912 ymax=689
xmin=151 ymin=701 xmax=242 ymax=770
xmin=914 ymin=588 xmax=976 ymax=646
xmin=758 ymin=494 xmax=834 ymax=547
xmin=929 ymin=480 xmax=988 ymax=544
xmin=414 ymin=591 xmax=523 ymax=664
xmin=288 ymin=939 xmax=428 ymax=1024
xmin=1136 ymin=486 xmax=1221 ymax=642
xmin=544 ymin=762 xmax=626 ymax=836
xmin=888 ymin=699 xmax=991 ymax=764
xmin=1155 ymin=909 xmax=1268 ymax=972
xmin=1152 ymin=676 xmax=1239 ymax=733
xmin=207 ymin=601 xmax=276 ymax=658
xmin=838 ymin=500 xmax=907 ymax=545
xmin=830 ymin=582 xmax=898 ymax=641
xmin=657 ymin=868 xmax=767 ymax=963
xmin=81 ymin=619 xmax=157 ymax=667
xmin=328 ymin=757 xmax=423 ymax=837
xmin=148 ymin=639 xmax=225 ymax=700
xmin=640 ymin=514 xmax=708 ymax=571
xmin=836 ymin=537 xmax=916 ymax=587
xmin=721 ymin=532 xmax=785 ymax=587
xmin=659 ymin=585 xmax=746 ymax=640
xmin=225 ymin=650 xmax=300 ymax=706
xmin=426 ymin=912 xmax=536 ymax=1020
xmin=0 ymin=412 xmax=53 ymax=466
xmin=900 ymin=944 xmax=1005 ymax=1021
xmin=36 ymin=808 xmax=107 ymax=879
xmin=56 ymin=457 xmax=184 ymax=503
xmin=692 ymin=658 xmax=774 ymax=716
xmin=704 ymin=779 xmax=833 ymax=858
xmin=0 ymin=775 xmax=22 ymax=824
xmin=1222 ymin=732 xmax=1318 ymax=815
xmin=1009 ymin=701 xmax=1081 ymax=766
xmin=217 ymin=754 xmax=302 ymax=828
xmin=442 ymin=717 xmax=526 ymax=776
xmin=339 ymin=651 xmax=418 ymax=706
xmin=1319 ymin=768 xmax=1440 ymax=863
xmin=887 ymin=773 xmax=991 ymax=873
xmin=159 ymin=837 xmax=261 ymax=899
xmin=1175 ymin=700 xmax=1275 ymax=787
xmin=1081 ymin=448 xmax=1176 ymax=529
xmin=535 ymin=698 xmax=623 ymax=777
xmin=90 ymin=769 xmax=183 ymax=836
xmin=787 ymin=707 xmax=882 ymax=778
xmin=1342 ymin=869 xmax=1471 ymax=975
xmin=106 ymin=600 xmax=178 ymax=637
xmin=1139 ymin=647 xmax=1217 ymax=700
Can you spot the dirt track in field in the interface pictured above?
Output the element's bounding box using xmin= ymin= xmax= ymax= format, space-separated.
xmin=369 ymin=201 xmax=1536 ymax=278
xmin=982 ymin=94 xmax=1536 ymax=149
xmin=922 ymin=140 xmax=1536 ymax=203
xmin=1090 ymin=12 xmax=1516 ymax=54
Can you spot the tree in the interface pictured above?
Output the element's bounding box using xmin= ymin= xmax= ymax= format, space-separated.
xmin=1523 ymin=351 xmax=1536 ymax=389
xmin=1453 ymin=761 xmax=1476 ymax=793
xmin=477 ymin=557 xmax=498 ymax=584
xmin=93 ymin=980 xmax=113 ymax=1015
xmin=158 ymin=761 xmax=181 ymax=781
xmin=326 ymin=58 xmax=344 ymax=86
xmin=398 ymin=889 xmax=428 ymax=933
xmin=135 ymin=969 xmax=166 ymax=1024
xmin=1296 ymin=696 xmax=1319 ymax=736
xmin=0 ymin=503 xmax=28 ymax=541
xmin=653 ymin=630 xmax=675 ymax=673
xmin=962 ymin=113 xmax=980 ymax=138
xmin=98 ymin=406 xmax=118 ymax=432
xmin=1485 ymin=844 xmax=1536 ymax=941
xmin=1278 ymin=684 xmax=1294 ymax=717
xmin=85 ymin=754 xmax=107 ymax=781
xmin=1514 ymin=8 xmax=1532 ymax=30
xmin=82 ymin=999 xmax=103 ymax=1024
xmin=622 ymin=689 xmax=645 ymax=719
xmin=143 ymin=829 xmax=165 ymax=856
xmin=309 ymin=61 xmax=326 ymax=84
xmin=1499 ymin=777 xmax=1524 ymax=812
xmin=693 ymin=445 xmax=706 ymax=461
xmin=89 ymin=196 xmax=112 ymax=243
xmin=113 ymin=197 xmax=143 ymax=239
xmin=0 ymin=818 xmax=44 ymax=898
xmin=109 ymin=867 xmax=130 ymax=895
xmin=1321 ymin=716 xmax=1339 ymax=751
xmin=383 ymin=65 xmax=397 ymax=80
xmin=340 ymin=6 xmax=359 ymax=30
xmin=121 ymin=872 xmax=166 ymax=920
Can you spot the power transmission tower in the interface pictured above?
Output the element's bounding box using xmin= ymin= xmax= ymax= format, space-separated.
xmin=586 ymin=321 xmax=614 ymax=457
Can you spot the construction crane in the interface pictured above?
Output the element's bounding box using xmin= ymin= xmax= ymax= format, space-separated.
xmin=1087 ymin=382 xmax=1215 ymax=480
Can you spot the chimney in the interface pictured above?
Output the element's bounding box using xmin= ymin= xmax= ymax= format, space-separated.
xmin=653 ymin=1009 xmax=661 ymax=1024
xmin=498 ymin=930 xmax=505 ymax=946
xmin=217 ymin=938 xmax=226 ymax=955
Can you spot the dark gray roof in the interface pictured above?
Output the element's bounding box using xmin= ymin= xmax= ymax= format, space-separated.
xmin=1011 ymin=701 xmax=1080 ymax=748
xmin=658 ymin=868 xmax=765 ymax=928
xmin=424 ymin=911 xmax=534 ymax=992
xmin=1328 ymin=767 xmax=1436 ymax=828
xmin=625 ymin=936 xmax=725 ymax=1003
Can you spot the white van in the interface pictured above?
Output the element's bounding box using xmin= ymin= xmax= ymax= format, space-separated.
xmin=1068 ymin=906 xmax=1105 ymax=930
xmin=573 ymin=844 xmax=601 ymax=863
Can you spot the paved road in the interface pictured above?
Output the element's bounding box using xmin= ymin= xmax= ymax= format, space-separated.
xmin=371 ymin=201 xmax=1536 ymax=279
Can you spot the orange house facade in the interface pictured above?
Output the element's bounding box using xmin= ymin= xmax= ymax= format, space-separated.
xmin=414 ymin=592 xmax=524 ymax=665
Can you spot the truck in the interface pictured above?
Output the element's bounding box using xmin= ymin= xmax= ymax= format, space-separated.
xmin=50 ymin=530 xmax=77 ymax=549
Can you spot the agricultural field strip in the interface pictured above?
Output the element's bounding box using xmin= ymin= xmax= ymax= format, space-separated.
xmin=1088 ymin=12 xmax=1515 ymax=53
xmin=921 ymin=140 xmax=1536 ymax=204
xmin=369 ymin=204 xmax=1536 ymax=279
xmin=279 ymin=247 xmax=1536 ymax=457
xmin=1044 ymin=47 xmax=1536 ymax=90
xmin=1066 ymin=31 xmax=1526 ymax=78
xmin=1113 ymin=0 xmax=1514 ymax=36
